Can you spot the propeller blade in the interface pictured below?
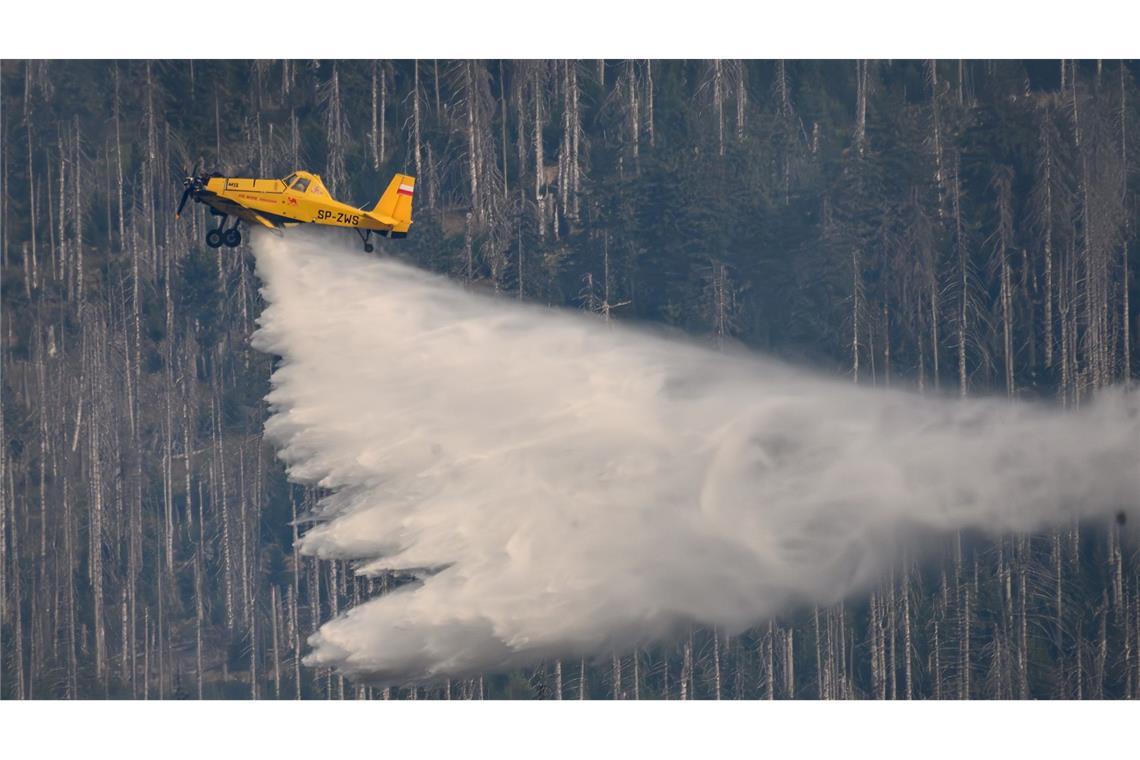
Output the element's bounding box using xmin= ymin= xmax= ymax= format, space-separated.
xmin=176 ymin=186 xmax=192 ymax=218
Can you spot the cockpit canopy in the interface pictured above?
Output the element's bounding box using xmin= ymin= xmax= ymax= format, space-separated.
xmin=281 ymin=171 xmax=324 ymax=195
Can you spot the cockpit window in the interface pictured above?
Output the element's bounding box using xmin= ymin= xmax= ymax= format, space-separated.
xmin=282 ymin=173 xmax=297 ymax=186
xmin=292 ymin=177 xmax=310 ymax=192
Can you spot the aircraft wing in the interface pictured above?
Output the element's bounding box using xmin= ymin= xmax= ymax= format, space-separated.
xmin=200 ymin=193 xmax=287 ymax=235
xmin=234 ymin=207 xmax=285 ymax=232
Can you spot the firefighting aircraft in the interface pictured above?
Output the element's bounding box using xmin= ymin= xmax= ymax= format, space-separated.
xmin=175 ymin=169 xmax=414 ymax=252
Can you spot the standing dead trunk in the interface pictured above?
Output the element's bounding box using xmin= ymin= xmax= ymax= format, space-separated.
xmin=852 ymin=249 xmax=862 ymax=383
xmin=370 ymin=62 xmax=380 ymax=169
xmin=927 ymin=60 xmax=947 ymax=214
xmin=626 ymin=60 xmax=639 ymax=171
xmin=766 ymin=620 xmax=775 ymax=699
xmin=533 ymin=63 xmax=545 ymax=240
xmin=993 ymin=166 xmax=1016 ymax=396
xmin=903 ymin=563 xmax=913 ymax=699
xmin=713 ymin=630 xmax=722 ymax=699
xmin=464 ymin=61 xmax=481 ymax=223
xmin=954 ymin=158 xmax=969 ymax=397
xmin=784 ymin=628 xmax=795 ymax=698
xmin=735 ymin=60 xmax=747 ymax=140
xmin=413 ymin=61 xmax=423 ymax=187
xmin=500 ymin=60 xmax=509 ymax=202
xmin=855 ymin=60 xmax=868 ymax=156
xmin=646 ymin=60 xmax=656 ymax=148
xmin=24 ymin=105 xmax=38 ymax=293
xmin=1121 ymin=63 xmax=1131 ymax=382
xmin=713 ymin=59 xmax=725 ymax=157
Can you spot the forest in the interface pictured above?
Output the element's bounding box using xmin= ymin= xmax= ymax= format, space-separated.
xmin=0 ymin=59 xmax=1137 ymax=699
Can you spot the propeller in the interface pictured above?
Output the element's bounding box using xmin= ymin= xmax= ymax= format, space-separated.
xmin=176 ymin=183 xmax=193 ymax=218
xmin=175 ymin=163 xmax=202 ymax=219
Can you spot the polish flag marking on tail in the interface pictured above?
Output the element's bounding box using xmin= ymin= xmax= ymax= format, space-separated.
xmin=397 ymin=182 xmax=415 ymax=197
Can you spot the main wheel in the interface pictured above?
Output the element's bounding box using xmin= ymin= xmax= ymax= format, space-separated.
xmin=364 ymin=243 xmax=374 ymax=253
xmin=223 ymin=228 xmax=242 ymax=247
xmin=206 ymin=229 xmax=223 ymax=248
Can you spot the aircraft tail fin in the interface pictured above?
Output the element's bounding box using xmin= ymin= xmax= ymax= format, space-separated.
xmin=372 ymin=174 xmax=415 ymax=235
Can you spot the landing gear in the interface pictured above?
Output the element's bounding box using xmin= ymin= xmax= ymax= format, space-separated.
xmin=205 ymin=215 xmax=241 ymax=248
xmin=356 ymin=228 xmax=375 ymax=253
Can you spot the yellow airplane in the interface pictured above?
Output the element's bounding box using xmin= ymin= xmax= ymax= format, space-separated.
xmin=175 ymin=169 xmax=414 ymax=252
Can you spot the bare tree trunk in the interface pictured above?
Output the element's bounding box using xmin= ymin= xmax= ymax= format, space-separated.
xmin=1 ymin=101 xmax=9 ymax=270
xmin=464 ymin=61 xmax=481 ymax=223
xmin=370 ymin=62 xmax=380 ymax=169
xmin=533 ymin=63 xmax=545 ymax=240
xmin=1122 ymin=63 xmax=1131 ymax=381
xmin=933 ymin=616 xmax=942 ymax=700
xmin=713 ymin=60 xmax=725 ymax=157
xmin=735 ymin=60 xmax=747 ymax=140
xmin=903 ymin=563 xmax=913 ymax=699
xmin=56 ymin=135 xmax=67 ymax=294
xmin=954 ymin=159 xmax=969 ymax=397
xmin=570 ymin=62 xmax=581 ymax=219
xmin=784 ymin=628 xmax=795 ymax=698
xmin=814 ymin=607 xmax=824 ymax=698
xmin=213 ymin=398 xmax=235 ymax=629
xmin=1018 ymin=538 xmax=1029 ymax=697
xmin=500 ymin=60 xmax=509 ymax=202
xmin=855 ymin=60 xmax=868 ymax=156
xmin=626 ymin=60 xmax=639 ymax=171
xmin=713 ymin=629 xmax=722 ymax=699
xmin=63 ymin=478 xmax=77 ymax=698
xmin=766 ymin=621 xmax=775 ymax=699
xmin=24 ymin=107 xmax=37 ymax=293
xmin=646 ymin=60 xmax=656 ymax=148
xmin=413 ymin=61 xmax=423 ymax=185
xmin=852 ymin=249 xmax=862 ymax=383
xmin=194 ymin=477 xmax=205 ymax=699
xmin=994 ymin=166 xmax=1016 ymax=395
xmin=87 ymin=329 xmax=106 ymax=685
xmin=632 ymin=648 xmax=640 ymax=700
xmin=681 ymin=635 xmax=692 ymax=700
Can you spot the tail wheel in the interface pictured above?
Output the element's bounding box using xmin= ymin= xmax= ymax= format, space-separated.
xmin=206 ymin=229 xmax=224 ymax=248
xmin=223 ymin=228 xmax=242 ymax=247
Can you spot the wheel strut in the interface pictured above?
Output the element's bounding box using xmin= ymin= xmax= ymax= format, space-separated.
xmin=356 ymin=228 xmax=374 ymax=253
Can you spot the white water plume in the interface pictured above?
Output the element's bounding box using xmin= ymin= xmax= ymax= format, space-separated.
xmin=250 ymin=229 xmax=1139 ymax=686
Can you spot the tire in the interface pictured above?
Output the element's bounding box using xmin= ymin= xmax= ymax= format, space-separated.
xmin=223 ymin=228 xmax=242 ymax=247
xmin=364 ymin=243 xmax=374 ymax=253
xmin=206 ymin=229 xmax=223 ymax=248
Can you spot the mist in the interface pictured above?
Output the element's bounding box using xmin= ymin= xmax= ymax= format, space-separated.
xmin=250 ymin=229 xmax=1139 ymax=686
